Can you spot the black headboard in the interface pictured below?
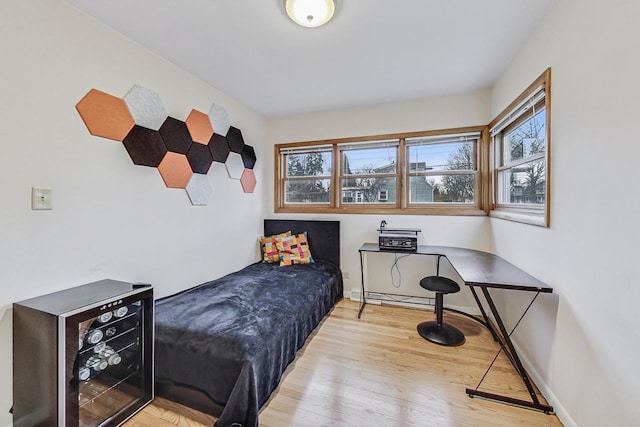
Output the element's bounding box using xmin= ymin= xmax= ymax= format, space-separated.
xmin=264 ymin=219 xmax=340 ymax=267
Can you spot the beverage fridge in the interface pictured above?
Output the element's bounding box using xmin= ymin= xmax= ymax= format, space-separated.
xmin=13 ymin=279 xmax=153 ymax=427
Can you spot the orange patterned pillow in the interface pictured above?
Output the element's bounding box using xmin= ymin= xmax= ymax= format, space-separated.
xmin=276 ymin=232 xmax=315 ymax=266
xmin=259 ymin=231 xmax=291 ymax=263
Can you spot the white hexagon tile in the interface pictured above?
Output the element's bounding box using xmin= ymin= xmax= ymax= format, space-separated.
xmin=185 ymin=173 xmax=213 ymax=206
xmin=208 ymin=103 xmax=231 ymax=137
xmin=225 ymin=152 xmax=245 ymax=180
xmin=124 ymin=84 xmax=168 ymax=131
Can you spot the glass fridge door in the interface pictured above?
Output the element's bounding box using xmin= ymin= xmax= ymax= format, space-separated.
xmin=63 ymin=291 xmax=153 ymax=427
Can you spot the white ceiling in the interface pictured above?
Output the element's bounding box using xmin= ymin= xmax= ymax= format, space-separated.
xmin=66 ymin=0 xmax=556 ymax=117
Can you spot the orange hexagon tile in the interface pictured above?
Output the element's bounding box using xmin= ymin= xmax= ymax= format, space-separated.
xmin=185 ymin=109 xmax=213 ymax=145
xmin=76 ymin=89 xmax=135 ymax=141
xmin=240 ymin=168 xmax=257 ymax=193
xmin=158 ymin=152 xmax=193 ymax=189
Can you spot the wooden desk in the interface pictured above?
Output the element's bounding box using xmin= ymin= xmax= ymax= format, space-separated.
xmin=358 ymin=243 xmax=554 ymax=413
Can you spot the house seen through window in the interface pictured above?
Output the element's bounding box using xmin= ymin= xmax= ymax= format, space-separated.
xmin=406 ymin=134 xmax=478 ymax=205
xmin=340 ymin=141 xmax=397 ymax=205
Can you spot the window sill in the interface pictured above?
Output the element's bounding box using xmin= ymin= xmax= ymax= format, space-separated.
xmin=276 ymin=206 xmax=488 ymax=216
xmin=489 ymin=207 xmax=548 ymax=227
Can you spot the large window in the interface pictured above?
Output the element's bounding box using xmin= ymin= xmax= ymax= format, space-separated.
xmin=275 ymin=127 xmax=487 ymax=215
xmin=490 ymin=69 xmax=551 ymax=226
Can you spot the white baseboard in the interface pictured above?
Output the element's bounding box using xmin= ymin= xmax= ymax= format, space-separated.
xmin=348 ymin=290 xmax=380 ymax=305
xmin=347 ymin=288 xmax=481 ymax=315
xmin=511 ymin=341 xmax=575 ymax=427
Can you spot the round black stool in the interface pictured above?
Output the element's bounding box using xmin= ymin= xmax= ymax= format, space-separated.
xmin=417 ymin=275 xmax=465 ymax=346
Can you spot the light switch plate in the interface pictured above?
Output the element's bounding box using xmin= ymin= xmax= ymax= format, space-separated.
xmin=32 ymin=187 xmax=52 ymax=210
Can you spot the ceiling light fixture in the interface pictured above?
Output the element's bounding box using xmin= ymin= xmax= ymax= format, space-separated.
xmin=285 ymin=0 xmax=336 ymax=28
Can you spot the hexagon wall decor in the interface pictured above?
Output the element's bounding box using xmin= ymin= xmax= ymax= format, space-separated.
xmin=225 ymin=152 xmax=245 ymax=180
xmin=75 ymin=89 xmax=134 ymax=141
xmin=186 ymin=142 xmax=213 ymax=174
xmin=209 ymin=134 xmax=230 ymax=163
xmin=208 ymin=103 xmax=231 ymax=137
xmin=226 ymin=126 xmax=245 ymax=153
xmin=185 ymin=109 xmax=213 ymax=145
xmin=186 ymin=174 xmax=213 ymax=206
xmin=241 ymin=145 xmax=257 ymax=169
xmin=77 ymin=86 xmax=257 ymax=205
xmin=158 ymin=152 xmax=193 ymax=189
xmin=240 ymin=169 xmax=257 ymax=193
xmin=123 ymin=125 xmax=168 ymax=167
xmin=124 ymin=84 xmax=168 ymax=131
xmin=159 ymin=117 xmax=193 ymax=154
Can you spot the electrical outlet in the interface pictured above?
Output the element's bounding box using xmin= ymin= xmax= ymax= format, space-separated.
xmin=32 ymin=187 xmax=52 ymax=210
xmin=342 ymin=271 xmax=349 ymax=279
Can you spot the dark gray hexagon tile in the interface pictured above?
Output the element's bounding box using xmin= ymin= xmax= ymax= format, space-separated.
xmin=123 ymin=125 xmax=168 ymax=167
xmin=226 ymin=126 xmax=245 ymax=153
xmin=187 ymin=142 xmax=214 ymax=174
xmin=159 ymin=117 xmax=193 ymax=154
xmin=241 ymin=145 xmax=256 ymax=169
xmin=209 ymin=133 xmax=230 ymax=163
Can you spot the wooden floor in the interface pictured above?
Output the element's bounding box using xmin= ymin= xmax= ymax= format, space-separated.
xmin=125 ymin=300 xmax=562 ymax=427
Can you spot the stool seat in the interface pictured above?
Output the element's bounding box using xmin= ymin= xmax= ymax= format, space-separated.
xmin=420 ymin=276 xmax=460 ymax=294
xmin=417 ymin=275 xmax=465 ymax=346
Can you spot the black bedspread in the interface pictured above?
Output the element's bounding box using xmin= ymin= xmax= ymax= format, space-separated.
xmin=154 ymin=260 xmax=343 ymax=427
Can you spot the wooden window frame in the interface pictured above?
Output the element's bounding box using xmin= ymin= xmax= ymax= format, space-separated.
xmin=275 ymin=126 xmax=489 ymax=216
xmin=489 ymin=68 xmax=551 ymax=227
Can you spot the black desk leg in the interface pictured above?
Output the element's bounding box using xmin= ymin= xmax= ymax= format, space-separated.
xmin=466 ymin=285 xmax=553 ymax=414
xmin=468 ymin=286 xmax=500 ymax=343
xmin=357 ymin=250 xmax=366 ymax=319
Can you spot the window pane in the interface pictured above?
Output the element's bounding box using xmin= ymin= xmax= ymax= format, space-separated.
xmin=410 ymin=175 xmax=475 ymax=204
xmin=342 ymin=147 xmax=396 ymax=175
xmin=341 ymin=177 xmax=396 ymax=204
xmin=285 ymin=152 xmax=331 ymax=178
xmin=504 ymin=109 xmax=546 ymax=164
xmin=497 ymin=158 xmax=546 ymax=205
xmin=285 ymin=179 xmax=331 ymax=204
xmin=408 ymin=141 xmax=474 ymax=172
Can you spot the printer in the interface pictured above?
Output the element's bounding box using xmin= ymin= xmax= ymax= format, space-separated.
xmin=377 ymin=225 xmax=420 ymax=251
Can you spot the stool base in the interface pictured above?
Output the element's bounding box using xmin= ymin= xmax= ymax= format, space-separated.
xmin=417 ymin=321 xmax=465 ymax=346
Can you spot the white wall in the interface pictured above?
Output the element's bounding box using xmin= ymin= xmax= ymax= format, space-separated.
xmin=489 ymin=0 xmax=640 ymax=425
xmin=0 ymin=1 xmax=266 ymax=425
xmin=4 ymin=1 xmax=636 ymax=426
xmin=268 ymin=90 xmax=492 ymax=312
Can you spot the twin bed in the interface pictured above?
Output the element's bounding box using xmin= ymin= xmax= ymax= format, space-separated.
xmin=154 ymin=219 xmax=343 ymax=427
